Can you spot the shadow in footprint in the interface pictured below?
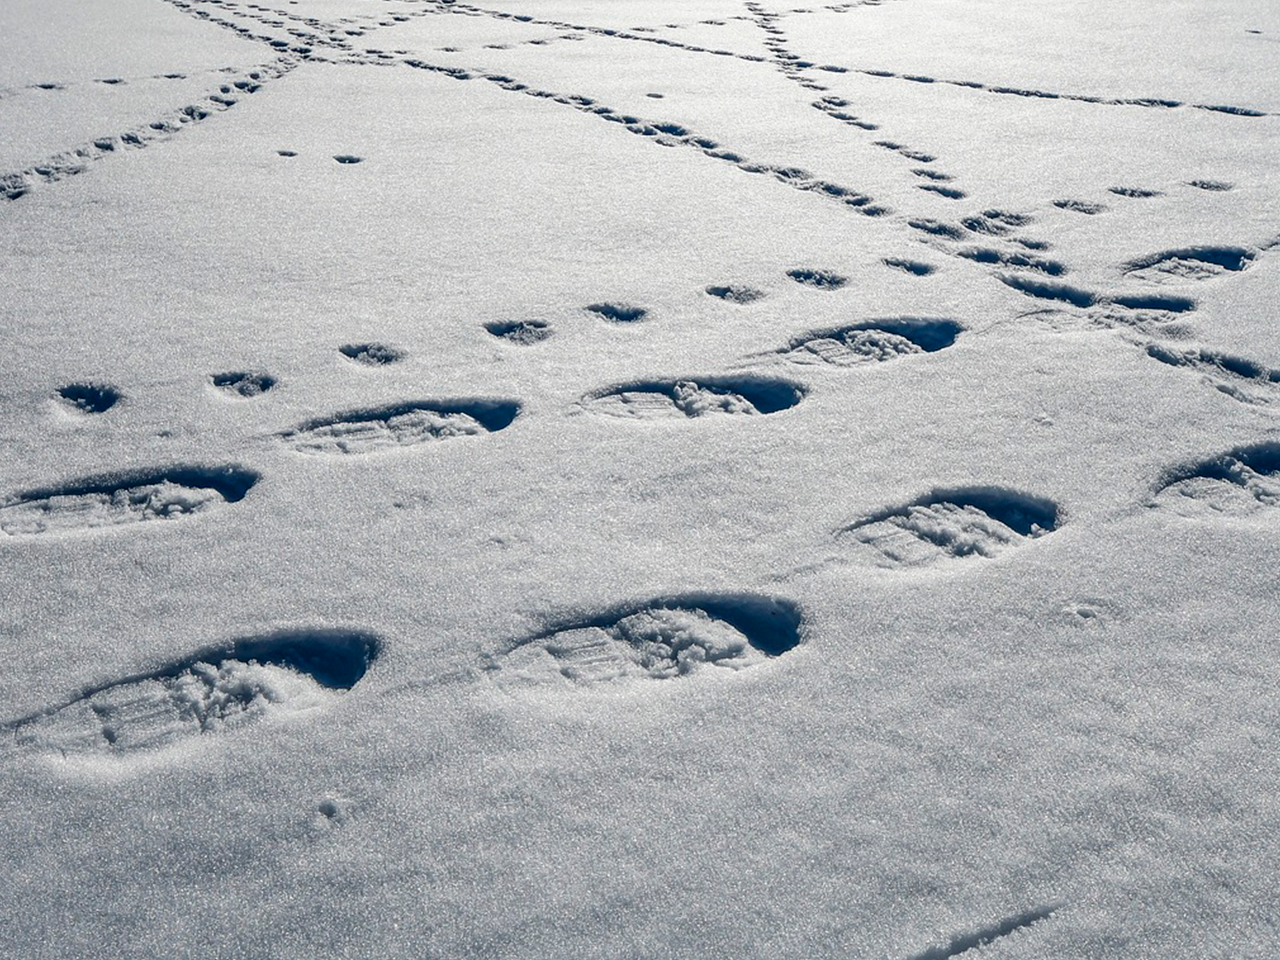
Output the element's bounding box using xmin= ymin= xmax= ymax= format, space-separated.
xmin=0 ymin=464 xmax=260 ymax=536
xmin=486 ymin=594 xmax=803 ymax=687
xmin=706 ymin=284 xmax=766 ymax=304
xmin=340 ymin=343 xmax=404 ymax=366
xmin=486 ymin=320 xmax=552 ymax=345
xmin=57 ymin=383 xmax=121 ymax=414
xmin=280 ymin=399 xmax=521 ymax=455
xmin=582 ymin=376 xmax=804 ymax=419
xmin=787 ymin=268 xmax=847 ymax=289
xmin=4 ymin=629 xmax=381 ymax=755
xmin=783 ymin=317 xmax=963 ymax=365
xmin=586 ymin=303 xmax=647 ymax=323
xmin=212 ymin=371 xmax=276 ymax=398
xmin=1153 ymin=442 xmax=1280 ymax=517
xmin=333 ymin=155 xmax=363 ymax=164
xmin=841 ymin=486 xmax=1060 ymax=567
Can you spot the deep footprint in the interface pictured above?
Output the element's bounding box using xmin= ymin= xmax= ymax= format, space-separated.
xmin=4 ymin=629 xmax=380 ymax=755
xmin=1153 ymin=443 xmax=1280 ymax=517
xmin=0 ymin=465 xmax=260 ymax=536
xmin=581 ymin=377 xmax=804 ymax=419
xmin=212 ymin=371 xmax=276 ymax=398
xmin=485 ymin=594 xmax=802 ymax=687
xmin=783 ymin=318 xmax=963 ymax=365
xmin=279 ymin=399 xmax=521 ymax=454
xmin=841 ymin=487 xmax=1060 ymax=567
xmin=586 ymin=302 xmax=647 ymax=323
xmin=56 ymin=382 xmax=121 ymax=414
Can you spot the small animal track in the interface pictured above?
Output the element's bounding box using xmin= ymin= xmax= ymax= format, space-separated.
xmin=212 ymin=371 xmax=276 ymax=398
xmin=787 ymin=268 xmax=847 ymax=289
xmin=1153 ymin=443 xmax=1280 ymax=518
xmin=56 ymin=383 xmax=121 ymax=414
xmin=3 ymin=629 xmax=379 ymax=755
xmin=840 ymin=487 xmax=1060 ymax=567
xmin=486 ymin=320 xmax=552 ymax=344
xmin=884 ymin=258 xmax=936 ymax=276
xmin=1146 ymin=343 xmax=1280 ymax=405
xmin=484 ymin=594 xmax=802 ymax=687
xmin=1124 ymin=246 xmax=1254 ymax=283
xmin=586 ymin=302 xmax=648 ymax=323
xmin=581 ymin=377 xmax=804 ymax=419
xmin=706 ymin=284 xmax=766 ymax=303
xmin=783 ymin=318 xmax=963 ymax=365
xmin=0 ymin=465 xmax=260 ymax=536
xmin=279 ymin=399 xmax=521 ymax=455
xmin=339 ymin=342 xmax=404 ymax=366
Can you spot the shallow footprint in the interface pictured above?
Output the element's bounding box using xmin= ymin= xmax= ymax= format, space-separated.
xmin=1152 ymin=443 xmax=1280 ymax=518
xmin=4 ymin=629 xmax=379 ymax=756
xmin=340 ymin=343 xmax=403 ymax=366
xmin=841 ymin=487 xmax=1060 ymax=567
xmin=0 ymin=465 xmax=260 ymax=536
xmin=581 ymin=377 xmax=803 ymax=419
xmin=486 ymin=320 xmax=552 ymax=345
xmin=279 ymin=399 xmax=521 ymax=455
xmin=485 ymin=595 xmax=802 ymax=688
xmin=212 ymin=371 xmax=276 ymax=398
xmin=1124 ymin=246 xmax=1254 ymax=284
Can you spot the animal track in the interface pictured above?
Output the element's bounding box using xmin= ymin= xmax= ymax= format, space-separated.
xmin=581 ymin=377 xmax=804 ymax=419
xmin=333 ymin=154 xmax=363 ymax=164
xmin=56 ymin=383 xmax=121 ymax=414
xmin=586 ymin=302 xmax=647 ymax=323
xmin=279 ymin=399 xmax=521 ymax=455
xmin=486 ymin=320 xmax=552 ymax=344
xmin=840 ymin=487 xmax=1060 ymax=567
xmin=0 ymin=465 xmax=260 ymax=536
xmin=1109 ymin=186 xmax=1163 ymax=198
xmin=1124 ymin=246 xmax=1254 ymax=283
xmin=339 ymin=342 xmax=403 ymax=366
xmin=787 ymin=268 xmax=847 ymax=289
xmin=884 ymin=258 xmax=936 ymax=276
xmin=3 ymin=629 xmax=379 ymax=756
xmin=706 ymin=284 xmax=766 ymax=303
xmin=1153 ymin=443 xmax=1280 ymax=517
xmin=212 ymin=371 xmax=276 ymax=397
xmin=484 ymin=594 xmax=802 ymax=687
xmin=1188 ymin=179 xmax=1233 ymax=191
xmin=783 ymin=318 xmax=963 ymax=365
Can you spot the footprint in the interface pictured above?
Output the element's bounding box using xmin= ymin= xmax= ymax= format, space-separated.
xmin=485 ymin=320 xmax=552 ymax=345
xmin=581 ymin=377 xmax=804 ymax=419
xmin=1000 ymin=275 xmax=1098 ymax=308
xmin=1146 ymin=343 xmax=1280 ymax=405
xmin=484 ymin=594 xmax=802 ymax=687
xmin=279 ymin=399 xmax=521 ymax=455
xmin=1188 ymin=179 xmax=1233 ymax=192
xmin=787 ymin=268 xmax=847 ymax=289
xmin=277 ymin=149 xmax=298 ymax=157
xmin=1152 ymin=443 xmax=1280 ymax=518
xmin=706 ymin=284 xmax=766 ymax=304
xmin=339 ymin=343 xmax=403 ymax=366
xmin=1123 ymin=246 xmax=1254 ymax=283
xmin=586 ymin=302 xmax=648 ymax=323
xmin=961 ymin=210 xmax=1034 ymax=236
xmin=1109 ymin=186 xmax=1163 ymax=198
xmin=333 ymin=154 xmax=363 ymax=164
xmin=4 ymin=629 xmax=379 ymax=756
xmin=1053 ymin=199 xmax=1107 ymax=215
xmin=782 ymin=317 xmax=963 ymax=365
xmin=211 ymin=371 xmax=276 ymax=398
xmin=957 ymin=247 xmax=1066 ymax=276
xmin=0 ymin=465 xmax=260 ymax=537
xmin=56 ymin=382 xmax=121 ymax=414
xmin=883 ymin=258 xmax=936 ymax=276
xmin=840 ymin=487 xmax=1060 ymax=567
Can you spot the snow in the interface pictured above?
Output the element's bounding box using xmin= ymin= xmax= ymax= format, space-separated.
xmin=2 ymin=0 xmax=1279 ymax=957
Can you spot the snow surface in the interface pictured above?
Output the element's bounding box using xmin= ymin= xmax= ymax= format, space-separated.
xmin=2 ymin=0 xmax=1279 ymax=957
